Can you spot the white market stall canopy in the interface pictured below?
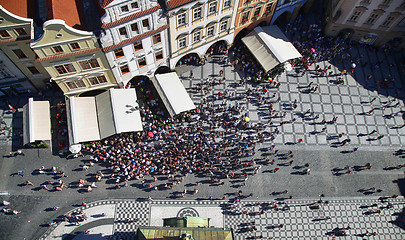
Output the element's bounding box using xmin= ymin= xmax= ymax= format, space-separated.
xmin=67 ymin=88 xmax=143 ymax=144
xmin=153 ymin=72 xmax=196 ymax=117
xmin=23 ymin=98 xmax=52 ymax=145
xmin=242 ymin=26 xmax=302 ymax=72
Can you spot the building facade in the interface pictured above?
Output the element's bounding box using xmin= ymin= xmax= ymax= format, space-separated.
xmin=0 ymin=3 xmax=50 ymax=94
xmin=325 ymin=0 xmax=405 ymax=49
xmin=31 ymin=19 xmax=118 ymax=96
xmin=99 ymin=0 xmax=170 ymax=87
xmin=234 ymin=0 xmax=278 ymax=39
xmin=161 ymin=0 xmax=236 ymax=67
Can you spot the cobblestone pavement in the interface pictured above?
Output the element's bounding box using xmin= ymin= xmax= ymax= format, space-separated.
xmin=179 ymin=47 xmax=405 ymax=148
xmin=41 ymin=196 xmax=405 ymax=240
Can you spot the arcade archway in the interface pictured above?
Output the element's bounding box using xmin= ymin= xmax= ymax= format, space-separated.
xmin=337 ymin=28 xmax=354 ymax=40
xmin=273 ymin=11 xmax=292 ymax=29
xmin=154 ymin=66 xmax=171 ymax=76
xmin=79 ymin=89 xmax=108 ymax=97
xmin=205 ymin=40 xmax=228 ymax=56
xmin=175 ymin=53 xmax=201 ymax=67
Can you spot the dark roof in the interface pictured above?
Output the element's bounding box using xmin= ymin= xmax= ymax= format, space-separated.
xmin=0 ymin=0 xmax=36 ymax=19
xmin=101 ymin=6 xmax=160 ymax=29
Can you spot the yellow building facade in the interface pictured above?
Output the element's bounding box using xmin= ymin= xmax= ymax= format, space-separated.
xmin=31 ymin=20 xmax=118 ymax=96
xmin=0 ymin=4 xmax=50 ymax=93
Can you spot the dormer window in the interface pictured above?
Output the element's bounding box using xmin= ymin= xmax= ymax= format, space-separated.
xmin=131 ymin=2 xmax=139 ymax=9
xmin=121 ymin=5 xmax=129 ymax=13
xmin=53 ymin=46 xmax=64 ymax=54
xmin=15 ymin=28 xmax=27 ymax=36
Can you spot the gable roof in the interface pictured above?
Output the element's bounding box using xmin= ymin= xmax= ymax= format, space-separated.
xmin=46 ymin=0 xmax=86 ymax=30
xmin=167 ymin=0 xmax=196 ymax=10
xmin=0 ymin=0 xmax=36 ymax=19
xmin=101 ymin=0 xmax=114 ymax=8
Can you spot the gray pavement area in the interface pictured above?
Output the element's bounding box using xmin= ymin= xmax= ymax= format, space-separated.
xmin=1 ymin=4 xmax=405 ymax=240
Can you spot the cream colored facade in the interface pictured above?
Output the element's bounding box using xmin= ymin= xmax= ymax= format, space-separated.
xmin=31 ymin=20 xmax=118 ymax=96
xmin=325 ymin=0 xmax=405 ymax=49
xmin=165 ymin=0 xmax=237 ymax=67
xmin=0 ymin=5 xmax=50 ymax=93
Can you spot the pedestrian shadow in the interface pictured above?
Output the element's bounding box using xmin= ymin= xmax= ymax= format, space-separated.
xmin=366 ymin=138 xmax=377 ymax=141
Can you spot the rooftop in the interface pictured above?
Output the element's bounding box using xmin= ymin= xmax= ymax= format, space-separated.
xmin=0 ymin=0 xmax=36 ymax=19
xmin=46 ymin=0 xmax=86 ymax=30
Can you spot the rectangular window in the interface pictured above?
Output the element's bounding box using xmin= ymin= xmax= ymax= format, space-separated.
xmin=349 ymin=11 xmax=362 ymax=22
xmin=119 ymin=27 xmax=127 ymax=36
xmin=121 ymin=5 xmax=129 ymax=12
xmin=253 ymin=7 xmax=261 ymax=18
xmin=79 ymin=59 xmax=100 ymax=70
xmin=366 ymin=13 xmax=379 ymax=24
xmin=120 ymin=64 xmax=130 ymax=75
xmin=66 ymin=80 xmax=85 ymax=89
xmin=89 ymin=75 xmax=107 ymax=85
xmin=27 ymin=66 xmax=40 ymax=75
xmin=179 ymin=37 xmax=187 ymax=49
xmin=265 ymin=3 xmax=273 ymax=15
xmin=193 ymin=31 xmax=201 ymax=43
xmin=152 ymin=33 xmax=161 ymax=44
xmin=207 ymin=25 xmax=215 ymax=37
xmin=155 ymin=50 xmax=163 ymax=61
xmin=15 ymin=28 xmax=27 ymax=36
xmin=241 ymin=11 xmax=250 ymax=25
xmin=223 ymin=0 xmax=231 ymax=9
xmin=209 ymin=1 xmax=217 ymax=15
xmin=70 ymin=42 xmax=80 ymax=50
xmin=220 ymin=20 xmax=228 ymax=32
xmin=133 ymin=41 xmax=143 ymax=51
xmin=12 ymin=49 xmax=27 ymax=59
xmin=131 ymin=1 xmax=139 ymax=8
xmin=53 ymin=46 xmax=64 ymax=54
xmin=131 ymin=23 xmax=139 ymax=34
xmin=114 ymin=48 xmax=125 ymax=58
xmin=193 ymin=7 xmax=202 ymax=21
xmin=177 ymin=13 xmax=186 ymax=26
xmin=382 ymin=16 xmax=395 ymax=26
xmin=0 ymin=30 xmax=10 ymax=38
xmin=142 ymin=19 xmax=150 ymax=29
xmin=54 ymin=64 xmax=76 ymax=75
xmin=138 ymin=57 xmax=147 ymax=68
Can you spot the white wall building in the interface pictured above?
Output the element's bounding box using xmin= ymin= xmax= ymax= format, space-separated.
xmin=99 ymin=0 xmax=170 ymax=87
xmin=159 ymin=0 xmax=236 ymax=68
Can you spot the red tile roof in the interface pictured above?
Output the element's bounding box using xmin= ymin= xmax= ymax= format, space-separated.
xmin=103 ymin=24 xmax=169 ymax=52
xmin=35 ymin=48 xmax=101 ymax=62
xmin=168 ymin=0 xmax=196 ymax=9
xmin=0 ymin=0 xmax=36 ymax=19
xmin=46 ymin=0 xmax=86 ymax=30
xmin=101 ymin=6 xmax=160 ymax=29
xmin=101 ymin=0 xmax=114 ymax=8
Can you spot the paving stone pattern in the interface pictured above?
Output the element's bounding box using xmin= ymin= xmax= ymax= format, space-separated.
xmin=179 ymin=47 xmax=405 ymax=148
xmin=42 ymin=197 xmax=405 ymax=239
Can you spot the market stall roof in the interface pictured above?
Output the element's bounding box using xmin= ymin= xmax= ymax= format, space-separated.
xmin=242 ymin=26 xmax=302 ymax=72
xmin=153 ymin=72 xmax=196 ymax=117
xmin=67 ymin=88 xmax=142 ymax=144
xmin=96 ymin=88 xmax=143 ymax=139
xmin=23 ymin=98 xmax=51 ymax=145
xmin=67 ymin=96 xmax=100 ymax=145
